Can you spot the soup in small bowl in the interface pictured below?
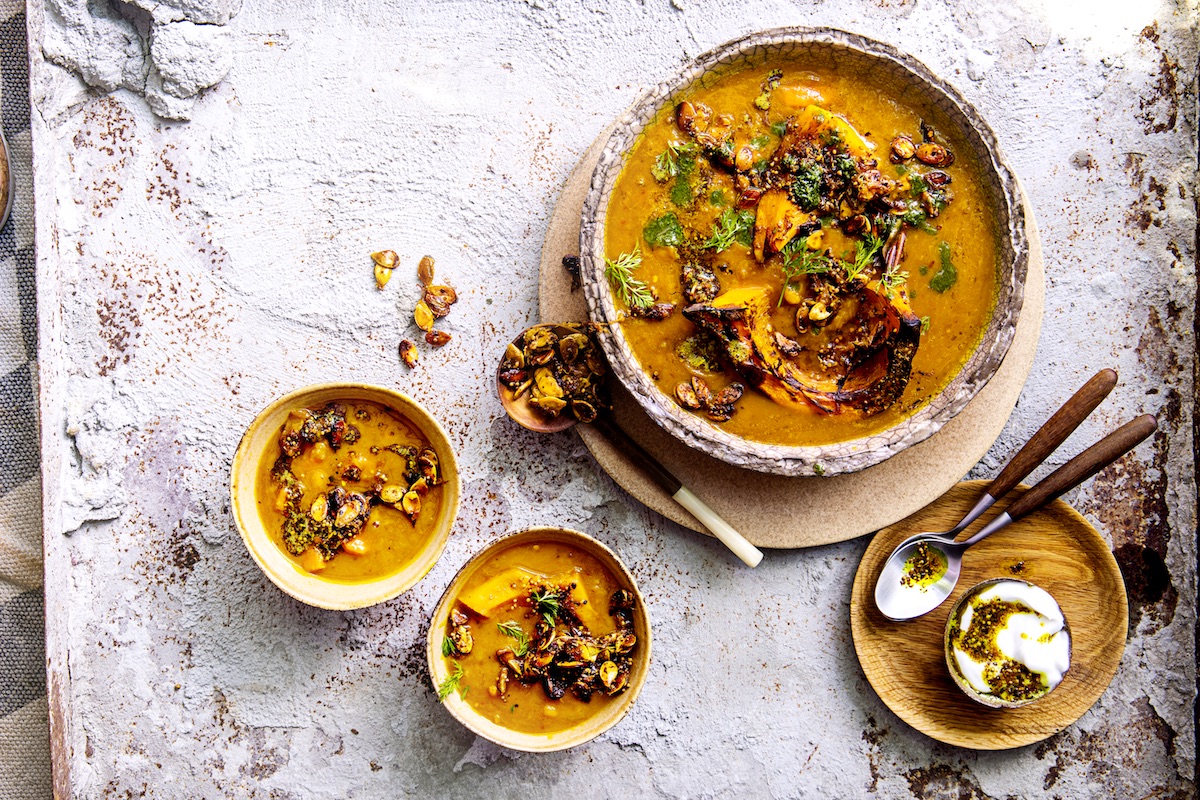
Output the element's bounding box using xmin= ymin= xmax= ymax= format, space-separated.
xmin=427 ymin=527 xmax=651 ymax=751
xmin=230 ymin=383 xmax=460 ymax=610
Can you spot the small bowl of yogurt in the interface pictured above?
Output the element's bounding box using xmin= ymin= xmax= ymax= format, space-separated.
xmin=944 ymin=579 xmax=1071 ymax=708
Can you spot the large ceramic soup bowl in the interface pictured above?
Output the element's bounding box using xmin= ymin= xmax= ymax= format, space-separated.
xmin=580 ymin=28 xmax=1026 ymax=476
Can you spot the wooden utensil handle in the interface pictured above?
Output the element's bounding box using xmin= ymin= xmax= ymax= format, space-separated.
xmin=987 ymin=369 xmax=1118 ymax=501
xmin=1003 ymin=414 xmax=1157 ymax=522
xmin=591 ymin=414 xmax=763 ymax=567
xmin=591 ymin=414 xmax=681 ymax=496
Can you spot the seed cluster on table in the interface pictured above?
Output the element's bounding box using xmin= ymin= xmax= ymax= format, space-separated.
xmin=371 ymin=251 xmax=459 ymax=369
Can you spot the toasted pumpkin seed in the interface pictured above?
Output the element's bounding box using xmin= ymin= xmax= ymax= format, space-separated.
xmin=399 ymin=339 xmax=419 ymax=368
xmin=889 ymin=135 xmax=916 ymax=163
xmin=425 ymin=330 xmax=452 ymax=347
xmin=915 ymin=142 xmax=954 ymax=167
xmin=401 ymin=490 xmax=421 ymax=520
xmin=675 ymin=382 xmax=702 ymax=409
xmin=599 ymin=660 xmax=618 ymax=688
xmin=309 ymin=493 xmax=329 ymax=522
xmin=532 ymin=396 xmax=567 ymax=415
xmin=502 ymin=343 xmax=525 ymax=369
xmin=374 ymin=263 xmax=393 ymax=290
xmin=414 ymin=301 xmax=435 ymax=332
xmin=571 ymin=400 xmax=598 ymax=423
xmin=371 ymin=250 xmax=399 ymax=269
xmin=417 ymin=255 xmax=435 ymax=286
xmin=424 ymin=285 xmax=457 ymax=318
xmin=418 ymin=449 xmax=440 ymax=484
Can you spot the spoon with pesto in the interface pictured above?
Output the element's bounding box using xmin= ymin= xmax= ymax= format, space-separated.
xmin=875 ymin=370 xmax=1155 ymax=621
xmin=497 ymin=323 xmax=763 ymax=568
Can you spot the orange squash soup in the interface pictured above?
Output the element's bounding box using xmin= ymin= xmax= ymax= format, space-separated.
xmin=255 ymin=400 xmax=446 ymax=583
xmin=604 ymin=60 xmax=999 ymax=446
xmin=436 ymin=539 xmax=639 ymax=735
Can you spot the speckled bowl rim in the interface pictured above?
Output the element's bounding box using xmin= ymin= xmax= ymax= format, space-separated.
xmin=579 ymin=27 xmax=1028 ymax=477
xmin=0 ymin=126 xmax=12 ymax=231
xmin=943 ymin=578 xmax=1072 ymax=710
xmin=230 ymin=382 xmax=461 ymax=611
xmin=426 ymin=526 xmax=652 ymax=753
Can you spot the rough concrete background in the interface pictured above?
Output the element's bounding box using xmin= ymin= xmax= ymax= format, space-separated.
xmin=27 ymin=0 xmax=1197 ymax=797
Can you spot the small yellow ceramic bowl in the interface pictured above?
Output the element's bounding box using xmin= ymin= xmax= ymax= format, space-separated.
xmin=427 ymin=527 xmax=651 ymax=752
xmin=230 ymin=383 xmax=460 ymax=610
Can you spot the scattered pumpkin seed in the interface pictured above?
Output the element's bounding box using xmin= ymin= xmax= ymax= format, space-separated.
xmin=371 ymin=250 xmax=399 ymax=269
xmin=399 ymin=339 xmax=419 ymax=368
xmin=418 ymin=255 xmax=435 ymax=286
xmin=414 ymin=301 xmax=435 ymax=332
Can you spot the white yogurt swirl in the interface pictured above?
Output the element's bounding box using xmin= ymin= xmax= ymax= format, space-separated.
xmin=950 ymin=580 xmax=1070 ymax=702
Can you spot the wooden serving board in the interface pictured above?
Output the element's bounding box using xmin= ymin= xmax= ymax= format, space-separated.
xmin=849 ymin=480 xmax=1128 ymax=749
xmin=538 ymin=131 xmax=1045 ymax=549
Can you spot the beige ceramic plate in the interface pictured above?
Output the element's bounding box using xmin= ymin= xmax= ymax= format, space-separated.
xmin=230 ymin=383 xmax=460 ymax=610
xmin=427 ymin=527 xmax=651 ymax=752
xmin=579 ymin=27 xmax=1028 ymax=477
xmin=538 ymin=125 xmax=1043 ymax=548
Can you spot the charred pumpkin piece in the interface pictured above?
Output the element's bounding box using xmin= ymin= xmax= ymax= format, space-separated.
xmin=786 ymin=105 xmax=876 ymax=160
xmin=752 ymin=189 xmax=812 ymax=261
xmin=683 ymin=287 xmax=920 ymax=415
xmin=771 ymin=85 xmax=825 ymax=112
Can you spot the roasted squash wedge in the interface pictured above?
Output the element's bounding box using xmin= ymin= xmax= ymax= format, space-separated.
xmin=752 ymin=189 xmax=812 ymax=261
xmin=787 ymin=105 xmax=876 ymax=160
xmin=682 ymin=286 xmax=920 ymax=415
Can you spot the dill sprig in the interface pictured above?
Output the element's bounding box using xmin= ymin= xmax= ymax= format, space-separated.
xmin=440 ymin=636 xmax=454 ymax=657
xmin=651 ymin=140 xmax=698 ymax=182
xmin=844 ymin=232 xmax=885 ymax=282
xmin=879 ymin=262 xmax=908 ymax=298
xmin=702 ymin=208 xmax=755 ymax=252
xmin=496 ymin=620 xmax=530 ymax=657
xmin=604 ymin=246 xmax=653 ymax=311
xmin=778 ymin=240 xmax=831 ymax=307
xmin=437 ymin=661 xmax=467 ymax=702
xmin=531 ymin=587 xmax=563 ymax=627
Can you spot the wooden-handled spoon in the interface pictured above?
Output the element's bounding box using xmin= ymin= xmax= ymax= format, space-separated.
xmin=496 ymin=324 xmax=764 ymax=567
xmin=874 ymin=369 xmax=1155 ymax=620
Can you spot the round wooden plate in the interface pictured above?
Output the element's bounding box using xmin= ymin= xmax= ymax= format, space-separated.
xmin=537 ymin=132 xmax=1045 ymax=548
xmin=849 ymin=480 xmax=1128 ymax=749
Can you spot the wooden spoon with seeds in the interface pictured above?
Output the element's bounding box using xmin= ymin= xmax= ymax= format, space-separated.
xmin=497 ymin=324 xmax=764 ymax=567
xmin=497 ymin=324 xmax=587 ymax=434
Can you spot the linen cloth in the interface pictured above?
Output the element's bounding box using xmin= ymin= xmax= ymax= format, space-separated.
xmin=0 ymin=2 xmax=50 ymax=797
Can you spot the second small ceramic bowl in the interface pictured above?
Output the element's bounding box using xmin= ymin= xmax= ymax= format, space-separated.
xmin=427 ymin=527 xmax=651 ymax=752
xmin=230 ymin=383 xmax=460 ymax=610
xmin=944 ymin=578 xmax=1072 ymax=709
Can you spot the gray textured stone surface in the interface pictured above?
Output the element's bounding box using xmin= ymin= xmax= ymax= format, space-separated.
xmin=27 ymin=0 xmax=1196 ymax=797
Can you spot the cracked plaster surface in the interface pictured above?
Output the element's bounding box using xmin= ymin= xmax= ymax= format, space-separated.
xmin=41 ymin=0 xmax=238 ymax=121
xmin=27 ymin=0 xmax=1197 ymax=797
